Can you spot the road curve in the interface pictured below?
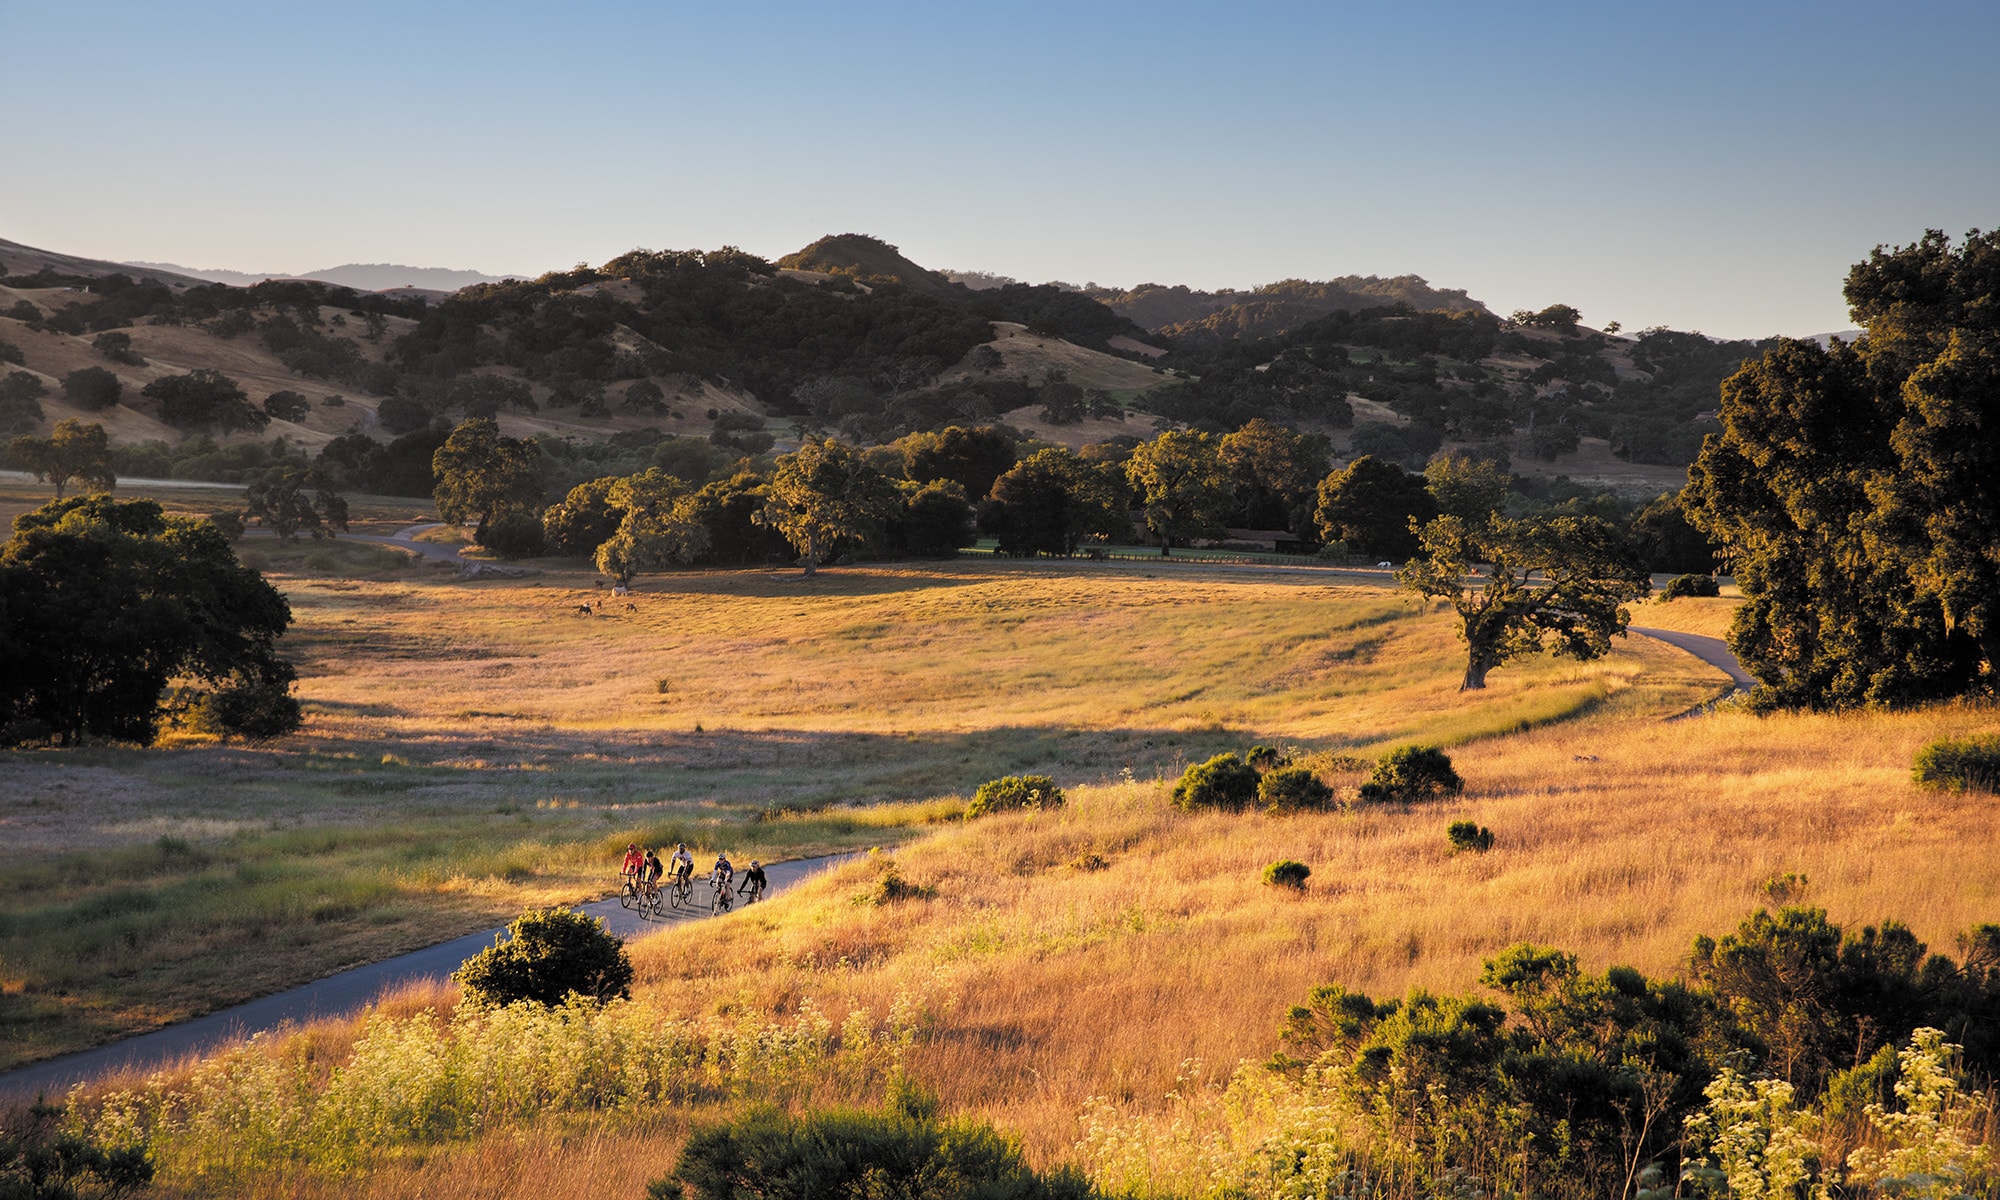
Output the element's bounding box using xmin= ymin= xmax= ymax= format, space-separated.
xmin=0 ymin=853 xmax=855 ymax=1101
xmin=1627 ymin=626 xmax=1757 ymax=694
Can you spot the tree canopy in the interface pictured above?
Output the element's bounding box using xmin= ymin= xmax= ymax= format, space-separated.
xmin=246 ymin=463 xmax=349 ymax=542
xmin=9 ymin=419 xmax=115 ymax=500
xmin=1686 ymin=229 xmax=1999 ymax=708
xmin=1124 ymin=429 xmax=1229 ymax=554
xmin=431 ymin=418 xmax=545 ymax=539
xmin=980 ymin=447 xmax=1127 ymax=557
xmin=0 ymin=497 xmax=298 ymax=744
xmin=1314 ymin=454 xmax=1437 ymax=560
xmin=755 ymin=438 xmax=900 ymax=575
xmin=1397 ymin=513 xmax=1651 ymax=690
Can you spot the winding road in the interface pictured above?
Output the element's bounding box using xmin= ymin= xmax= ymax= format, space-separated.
xmin=0 ymin=854 xmax=854 ymax=1102
xmin=1627 ymin=626 xmax=1756 ymax=697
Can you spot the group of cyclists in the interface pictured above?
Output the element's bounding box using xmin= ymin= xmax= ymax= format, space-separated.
xmin=619 ymin=842 xmax=767 ymax=914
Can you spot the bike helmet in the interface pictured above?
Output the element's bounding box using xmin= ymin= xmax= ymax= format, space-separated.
xmin=751 ymin=860 xmax=761 ymax=868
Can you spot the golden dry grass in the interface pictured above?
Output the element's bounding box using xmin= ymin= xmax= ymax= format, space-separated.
xmin=7 ymin=534 xmax=1719 ymax=1069
xmin=621 ymin=700 xmax=2000 ymax=1165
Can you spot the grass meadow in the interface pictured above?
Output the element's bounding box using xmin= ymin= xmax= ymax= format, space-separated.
xmin=15 ymin=480 xmax=1996 ymax=1198
xmin=0 ymin=483 xmax=1716 ymax=1071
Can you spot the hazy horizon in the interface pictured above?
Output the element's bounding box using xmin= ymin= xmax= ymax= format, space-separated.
xmin=3 ymin=0 xmax=1994 ymax=340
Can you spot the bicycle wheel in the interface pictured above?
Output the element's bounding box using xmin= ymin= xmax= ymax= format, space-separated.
xmin=712 ymin=885 xmax=732 ymax=915
xmin=619 ymin=881 xmax=636 ymax=910
xmin=673 ymin=878 xmax=692 ymax=908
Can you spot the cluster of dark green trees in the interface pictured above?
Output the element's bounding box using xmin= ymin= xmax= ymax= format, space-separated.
xmin=1687 ymin=229 xmax=2000 ymax=709
xmin=0 ymin=496 xmax=300 ymax=746
xmin=7 ymin=239 xmax=1762 ymax=474
xmin=1271 ymin=907 xmax=2000 ymax=1199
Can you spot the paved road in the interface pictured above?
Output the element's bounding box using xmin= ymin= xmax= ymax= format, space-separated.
xmin=0 ymin=854 xmax=854 ymax=1101
xmin=1627 ymin=626 xmax=1756 ymax=694
xmin=241 ymin=522 xmax=469 ymax=565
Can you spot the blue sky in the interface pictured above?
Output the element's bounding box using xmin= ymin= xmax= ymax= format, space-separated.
xmin=2 ymin=1 xmax=1993 ymax=338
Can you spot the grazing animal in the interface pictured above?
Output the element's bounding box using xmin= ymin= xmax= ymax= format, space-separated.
xmin=576 ymin=604 xmax=594 ymax=615
xmin=611 ymin=584 xmax=630 ymax=597
xmin=625 ymin=602 xmax=637 ymax=612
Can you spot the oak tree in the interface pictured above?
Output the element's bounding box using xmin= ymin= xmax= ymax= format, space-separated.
xmin=1397 ymin=514 xmax=1650 ymax=690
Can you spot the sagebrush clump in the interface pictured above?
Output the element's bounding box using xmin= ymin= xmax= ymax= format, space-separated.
xmin=1263 ymin=860 xmax=1311 ymax=889
xmin=1446 ymin=820 xmax=1494 ymax=853
xmin=966 ymin=774 xmax=1065 ymax=817
xmin=453 ymin=906 xmax=632 ymax=1008
xmin=1173 ymin=753 xmax=1261 ymax=811
xmin=1913 ymin=734 xmax=2000 ymax=793
xmin=1358 ymin=745 xmax=1463 ymax=803
xmin=1258 ymin=767 xmax=1334 ymax=813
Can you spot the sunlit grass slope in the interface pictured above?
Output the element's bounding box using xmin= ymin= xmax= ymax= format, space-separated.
xmin=68 ymin=697 xmax=2000 ymax=1200
xmin=2 ymin=554 xmax=1714 ymax=1069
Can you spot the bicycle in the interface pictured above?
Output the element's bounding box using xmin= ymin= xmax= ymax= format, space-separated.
xmin=638 ymin=879 xmax=667 ymax=919
xmin=618 ymin=874 xmax=641 ymax=910
xmin=738 ymin=876 xmax=766 ymax=905
xmin=711 ymin=877 xmax=734 ymax=915
xmin=670 ymin=871 xmax=694 ymax=909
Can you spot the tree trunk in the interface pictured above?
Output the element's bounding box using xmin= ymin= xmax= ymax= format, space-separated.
xmin=801 ymin=533 xmax=818 ymax=577
xmin=1461 ymin=643 xmax=1500 ymax=690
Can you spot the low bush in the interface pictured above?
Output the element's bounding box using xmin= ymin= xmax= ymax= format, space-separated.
xmin=660 ymin=1088 xmax=1091 ymax=1200
xmin=1263 ymin=860 xmax=1311 ymax=889
xmin=1173 ymin=753 xmax=1261 ymax=811
xmin=1246 ymin=744 xmax=1287 ymax=769
xmin=868 ymin=863 xmax=936 ymax=906
xmin=1258 ymin=767 xmax=1334 ymax=814
xmin=187 ymin=676 xmax=302 ymax=740
xmin=1 ymin=1100 xmax=153 ymax=1200
xmin=1446 ymin=820 xmax=1494 ymax=853
xmin=1357 ymin=745 xmax=1463 ymax=803
xmin=967 ymin=774 xmax=1065 ymax=818
xmin=453 ymin=907 xmax=632 ymax=1008
xmin=61 ymin=366 xmax=122 ymax=411
xmin=1659 ymin=572 xmax=1721 ymax=601
xmin=1913 ymin=734 xmax=2000 ymax=793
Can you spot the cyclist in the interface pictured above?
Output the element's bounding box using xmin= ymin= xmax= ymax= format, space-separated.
xmin=710 ymin=851 xmax=734 ymax=893
xmin=620 ymin=842 xmax=644 ymax=891
xmin=738 ymin=859 xmax=768 ymax=903
xmin=670 ymin=843 xmax=694 ymax=886
xmin=641 ymin=847 xmax=664 ymax=900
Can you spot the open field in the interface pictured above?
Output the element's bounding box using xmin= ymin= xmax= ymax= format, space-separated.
xmin=48 ymin=697 xmax=2000 ymax=1199
xmin=0 ymin=485 xmax=1721 ymax=1072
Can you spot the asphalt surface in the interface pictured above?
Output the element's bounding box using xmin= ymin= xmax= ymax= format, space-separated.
xmin=0 ymin=853 xmax=855 ymax=1101
xmin=1627 ymin=626 xmax=1757 ymax=694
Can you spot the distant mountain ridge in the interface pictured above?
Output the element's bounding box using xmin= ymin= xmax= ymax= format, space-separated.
xmin=124 ymin=261 xmax=513 ymax=292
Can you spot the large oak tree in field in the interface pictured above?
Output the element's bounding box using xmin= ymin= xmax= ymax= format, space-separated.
xmin=755 ymin=437 xmax=899 ymax=575
xmin=1397 ymin=514 xmax=1651 ymax=690
xmin=1125 ymin=430 xmax=1230 ymax=554
xmin=432 ymin=418 xmax=545 ymax=541
xmin=1686 ymin=229 xmax=1998 ymax=708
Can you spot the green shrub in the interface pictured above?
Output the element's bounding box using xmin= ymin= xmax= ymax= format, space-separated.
xmin=0 ymin=1100 xmax=153 ymax=1200
xmin=1913 ymin=734 xmax=2000 ymax=793
xmin=1263 ymin=860 xmax=1311 ymax=889
xmin=660 ymin=1089 xmax=1090 ymax=1200
xmin=453 ymin=907 xmax=632 ymax=1008
xmin=1258 ymin=767 xmax=1334 ymax=813
xmin=1246 ymin=744 xmax=1287 ymax=769
xmin=868 ymin=864 xmax=935 ymax=906
xmin=1446 ymin=820 xmax=1494 ymax=853
xmin=1172 ymin=752 xmax=1261 ymax=811
xmin=1358 ymin=746 xmax=1463 ymax=803
xmin=1658 ymin=572 xmax=1721 ymax=601
xmin=188 ymin=676 xmax=302 ymax=740
xmin=966 ymin=774 xmax=1065 ymax=818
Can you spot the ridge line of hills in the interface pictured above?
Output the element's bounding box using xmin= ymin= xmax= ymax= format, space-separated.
xmin=0 ymin=230 xmax=1849 ymax=511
